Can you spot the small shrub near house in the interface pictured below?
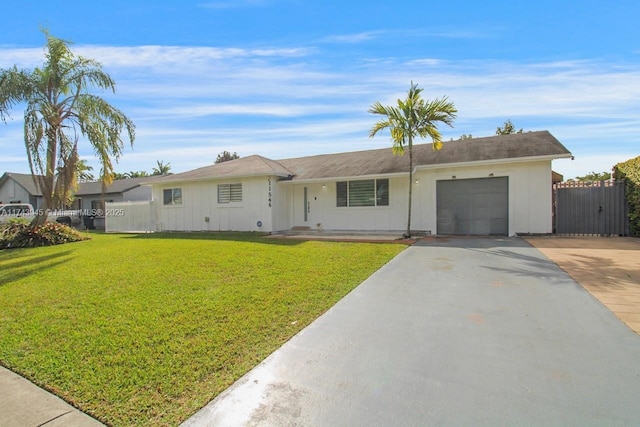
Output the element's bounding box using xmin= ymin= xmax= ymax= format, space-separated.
xmin=0 ymin=219 xmax=89 ymax=249
xmin=614 ymin=155 xmax=640 ymax=236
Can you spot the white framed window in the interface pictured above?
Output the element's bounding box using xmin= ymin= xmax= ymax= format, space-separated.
xmin=218 ymin=183 xmax=242 ymax=204
xmin=336 ymin=179 xmax=389 ymax=207
xmin=163 ymin=188 xmax=182 ymax=206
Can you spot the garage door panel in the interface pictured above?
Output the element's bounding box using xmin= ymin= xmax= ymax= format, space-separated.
xmin=472 ymin=195 xmax=490 ymax=209
xmin=472 ymin=219 xmax=491 ymax=235
xmin=491 ymin=218 xmax=508 ymax=235
xmin=436 ymin=177 xmax=509 ymax=235
xmin=475 ymin=207 xmax=490 ymax=219
xmin=454 ymin=220 xmax=471 ymax=235
xmin=456 ymin=206 xmax=473 ymax=220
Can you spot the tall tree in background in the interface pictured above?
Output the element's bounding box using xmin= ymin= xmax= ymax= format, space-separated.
xmin=75 ymin=159 xmax=95 ymax=182
xmin=369 ymin=82 xmax=457 ymax=238
xmin=496 ymin=119 xmax=523 ymax=135
xmin=0 ymin=30 xmax=134 ymax=225
xmin=124 ymin=170 xmax=149 ymax=179
xmin=152 ymin=160 xmax=171 ymax=175
xmin=574 ymin=171 xmax=612 ymax=182
xmin=215 ymin=151 xmax=240 ymax=164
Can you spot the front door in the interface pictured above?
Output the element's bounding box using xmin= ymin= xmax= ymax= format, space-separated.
xmin=294 ymin=185 xmax=310 ymax=227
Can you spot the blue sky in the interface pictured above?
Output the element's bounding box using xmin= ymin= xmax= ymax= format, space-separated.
xmin=1 ymin=0 xmax=638 ymax=179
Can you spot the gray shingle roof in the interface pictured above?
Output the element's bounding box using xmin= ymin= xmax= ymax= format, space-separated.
xmin=0 ymin=172 xmax=43 ymax=196
xmin=151 ymin=130 xmax=571 ymax=184
xmin=281 ymin=131 xmax=571 ymax=180
xmin=150 ymin=155 xmax=294 ymax=184
xmin=76 ymin=175 xmax=165 ymax=195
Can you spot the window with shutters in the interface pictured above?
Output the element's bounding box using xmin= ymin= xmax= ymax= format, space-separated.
xmin=336 ymin=179 xmax=389 ymax=207
xmin=218 ymin=183 xmax=242 ymax=204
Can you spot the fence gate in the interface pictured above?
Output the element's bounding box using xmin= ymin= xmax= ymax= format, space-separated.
xmin=554 ymin=180 xmax=629 ymax=236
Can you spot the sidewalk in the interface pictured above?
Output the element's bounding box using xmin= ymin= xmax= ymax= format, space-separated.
xmin=0 ymin=365 xmax=103 ymax=427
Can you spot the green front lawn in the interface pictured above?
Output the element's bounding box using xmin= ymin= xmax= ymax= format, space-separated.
xmin=0 ymin=232 xmax=406 ymax=426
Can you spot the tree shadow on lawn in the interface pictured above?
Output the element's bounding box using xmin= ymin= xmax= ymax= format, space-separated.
xmin=0 ymin=250 xmax=75 ymax=286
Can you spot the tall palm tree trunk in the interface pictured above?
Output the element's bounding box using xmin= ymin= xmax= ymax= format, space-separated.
xmin=31 ymin=131 xmax=58 ymax=227
xmin=405 ymin=134 xmax=413 ymax=238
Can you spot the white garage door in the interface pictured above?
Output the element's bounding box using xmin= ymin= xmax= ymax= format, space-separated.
xmin=437 ymin=177 xmax=509 ymax=235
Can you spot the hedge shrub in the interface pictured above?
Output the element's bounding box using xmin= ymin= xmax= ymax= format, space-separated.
xmin=0 ymin=220 xmax=89 ymax=249
xmin=614 ymin=155 xmax=640 ymax=236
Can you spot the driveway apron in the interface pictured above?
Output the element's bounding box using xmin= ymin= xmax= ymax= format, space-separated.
xmin=183 ymin=237 xmax=640 ymax=426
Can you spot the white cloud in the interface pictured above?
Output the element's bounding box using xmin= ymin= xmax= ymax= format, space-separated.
xmin=0 ymin=45 xmax=309 ymax=70
xmin=320 ymin=28 xmax=490 ymax=45
xmin=321 ymin=31 xmax=384 ymax=44
xmin=1 ymin=41 xmax=638 ymax=180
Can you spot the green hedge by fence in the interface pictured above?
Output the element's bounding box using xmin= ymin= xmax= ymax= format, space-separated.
xmin=614 ymin=155 xmax=640 ymax=236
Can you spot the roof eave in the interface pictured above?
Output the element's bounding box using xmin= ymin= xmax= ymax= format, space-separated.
xmin=147 ymin=171 xmax=292 ymax=186
xmin=281 ymin=172 xmax=408 ymax=184
xmin=414 ymin=153 xmax=573 ymax=171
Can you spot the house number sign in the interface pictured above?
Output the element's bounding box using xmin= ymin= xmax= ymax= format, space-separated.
xmin=267 ymin=177 xmax=272 ymax=207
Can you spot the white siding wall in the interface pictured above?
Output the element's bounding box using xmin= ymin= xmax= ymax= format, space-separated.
xmin=272 ymin=177 xmax=292 ymax=232
xmin=279 ymin=178 xmax=407 ymax=232
xmin=151 ymin=160 xmax=554 ymax=235
xmin=276 ymin=160 xmax=554 ymax=235
xmin=412 ymin=160 xmax=553 ymax=235
xmin=154 ymin=176 xmax=275 ymax=232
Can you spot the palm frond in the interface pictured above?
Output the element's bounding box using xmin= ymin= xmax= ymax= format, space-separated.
xmin=2 ymin=30 xmax=135 ymax=211
xmin=0 ymin=67 xmax=35 ymax=122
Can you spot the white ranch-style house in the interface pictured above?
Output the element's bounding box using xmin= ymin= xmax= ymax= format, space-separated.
xmin=143 ymin=131 xmax=571 ymax=236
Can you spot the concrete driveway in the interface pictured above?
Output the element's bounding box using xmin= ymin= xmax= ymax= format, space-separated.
xmin=526 ymin=236 xmax=640 ymax=334
xmin=183 ymin=237 xmax=640 ymax=426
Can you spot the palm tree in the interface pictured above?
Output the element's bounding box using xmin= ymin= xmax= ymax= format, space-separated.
xmin=496 ymin=119 xmax=523 ymax=135
xmin=76 ymin=159 xmax=95 ymax=182
xmin=0 ymin=30 xmax=135 ymax=225
xmin=125 ymin=171 xmax=149 ymax=178
xmin=369 ymin=82 xmax=457 ymax=238
xmin=53 ymin=159 xmax=94 ymax=207
xmin=152 ymin=160 xmax=171 ymax=175
xmin=215 ymin=150 xmax=240 ymax=164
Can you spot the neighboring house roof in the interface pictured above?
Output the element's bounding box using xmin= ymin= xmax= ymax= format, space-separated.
xmin=150 ymin=130 xmax=571 ymax=184
xmin=552 ymin=171 xmax=564 ymax=183
xmin=76 ymin=175 xmax=165 ymax=195
xmin=0 ymin=172 xmax=165 ymax=198
xmin=0 ymin=172 xmax=43 ymax=196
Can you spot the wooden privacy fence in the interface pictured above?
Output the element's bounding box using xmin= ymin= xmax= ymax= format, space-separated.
xmin=554 ymin=180 xmax=629 ymax=236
